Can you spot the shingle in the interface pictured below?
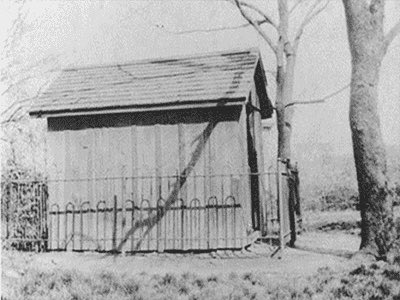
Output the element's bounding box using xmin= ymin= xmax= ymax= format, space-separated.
xmin=29 ymin=48 xmax=263 ymax=116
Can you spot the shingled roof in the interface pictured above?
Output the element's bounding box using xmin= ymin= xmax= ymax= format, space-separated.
xmin=29 ymin=48 xmax=272 ymax=117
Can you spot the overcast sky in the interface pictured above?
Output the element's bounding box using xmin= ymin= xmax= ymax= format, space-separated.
xmin=1 ymin=0 xmax=399 ymax=154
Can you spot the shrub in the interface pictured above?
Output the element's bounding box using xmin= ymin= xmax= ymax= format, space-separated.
xmin=319 ymin=186 xmax=358 ymax=211
xmin=296 ymin=145 xmax=400 ymax=212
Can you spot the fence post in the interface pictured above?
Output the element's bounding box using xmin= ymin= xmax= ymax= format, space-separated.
xmin=287 ymin=161 xmax=297 ymax=247
xmin=49 ymin=203 xmax=52 ymax=251
xmin=180 ymin=175 xmax=185 ymax=251
xmin=80 ymin=204 xmax=84 ymax=251
xmin=157 ymin=200 xmax=161 ymax=253
xmin=121 ymin=176 xmax=126 ymax=255
xmin=112 ymin=195 xmax=117 ymax=253
xmin=294 ymin=164 xmax=303 ymax=232
xmin=277 ymin=159 xmax=285 ymax=252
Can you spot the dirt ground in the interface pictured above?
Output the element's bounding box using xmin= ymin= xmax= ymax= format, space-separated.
xmin=2 ymin=230 xmax=361 ymax=285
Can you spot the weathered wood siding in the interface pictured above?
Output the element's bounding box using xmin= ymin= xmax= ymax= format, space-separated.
xmin=244 ymin=83 xmax=266 ymax=231
xmin=46 ymin=106 xmax=257 ymax=251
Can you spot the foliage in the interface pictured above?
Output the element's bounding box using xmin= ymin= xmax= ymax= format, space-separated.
xmin=375 ymin=216 xmax=400 ymax=262
xmin=1 ymin=117 xmax=48 ymax=250
xmin=296 ymin=146 xmax=358 ymax=211
xmin=296 ymin=145 xmax=400 ymax=211
xmin=317 ymin=186 xmax=358 ymax=211
xmin=1 ymin=117 xmax=47 ymax=181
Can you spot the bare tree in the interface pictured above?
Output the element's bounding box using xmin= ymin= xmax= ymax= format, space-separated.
xmin=151 ymin=0 xmax=336 ymax=160
xmin=1 ymin=0 xmax=57 ymax=177
xmin=233 ymin=0 xmax=330 ymax=160
xmin=342 ymin=0 xmax=400 ymax=260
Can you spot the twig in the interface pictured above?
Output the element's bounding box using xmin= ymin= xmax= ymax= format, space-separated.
xmin=384 ymin=20 xmax=400 ymax=54
xmin=234 ymin=0 xmax=277 ymax=54
xmin=1 ymin=79 xmax=51 ymax=124
xmin=238 ymin=1 xmax=278 ymax=30
xmin=289 ymin=0 xmax=306 ymax=15
xmin=285 ymin=83 xmax=350 ymax=108
xmin=172 ymin=19 xmax=269 ymax=35
xmin=293 ymin=0 xmax=329 ymax=50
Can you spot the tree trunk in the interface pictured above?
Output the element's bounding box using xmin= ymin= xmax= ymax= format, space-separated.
xmin=276 ymin=72 xmax=290 ymax=159
xmin=342 ymin=0 xmax=395 ymax=259
xmin=276 ymin=55 xmax=295 ymax=161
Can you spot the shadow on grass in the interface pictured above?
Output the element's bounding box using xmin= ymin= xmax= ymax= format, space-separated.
xmin=293 ymin=244 xmax=355 ymax=259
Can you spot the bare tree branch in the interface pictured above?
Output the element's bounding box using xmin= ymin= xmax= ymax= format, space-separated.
xmin=1 ymin=75 xmax=32 ymax=96
xmin=129 ymin=0 xmax=276 ymax=37
xmin=174 ymin=23 xmax=250 ymax=34
xmin=1 ymin=79 xmax=51 ymax=124
xmin=384 ymin=20 xmax=400 ymax=53
xmin=293 ymin=0 xmax=329 ymax=50
xmin=234 ymin=0 xmax=277 ymax=54
xmin=4 ymin=0 xmax=29 ymax=58
xmin=170 ymin=19 xmax=273 ymax=35
xmin=285 ymin=83 xmax=350 ymax=108
xmin=237 ymin=1 xmax=278 ymax=30
xmin=290 ymin=0 xmax=306 ymax=15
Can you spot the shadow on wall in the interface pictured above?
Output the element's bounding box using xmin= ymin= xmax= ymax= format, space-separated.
xmin=115 ymin=120 xmax=218 ymax=252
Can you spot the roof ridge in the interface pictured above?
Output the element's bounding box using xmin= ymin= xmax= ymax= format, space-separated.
xmin=63 ymin=47 xmax=260 ymax=72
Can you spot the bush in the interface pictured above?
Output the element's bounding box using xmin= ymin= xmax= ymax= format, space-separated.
xmin=296 ymin=145 xmax=400 ymax=212
xmin=319 ymin=186 xmax=358 ymax=211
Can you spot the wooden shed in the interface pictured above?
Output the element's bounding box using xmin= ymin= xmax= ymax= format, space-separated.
xmin=29 ymin=48 xmax=275 ymax=252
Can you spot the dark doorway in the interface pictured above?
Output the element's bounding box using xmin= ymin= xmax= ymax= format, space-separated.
xmin=246 ymin=103 xmax=260 ymax=230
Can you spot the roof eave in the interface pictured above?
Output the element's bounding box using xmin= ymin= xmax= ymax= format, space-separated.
xmin=29 ymin=97 xmax=247 ymax=118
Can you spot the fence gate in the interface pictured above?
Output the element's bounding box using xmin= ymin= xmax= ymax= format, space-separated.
xmin=1 ymin=181 xmax=48 ymax=251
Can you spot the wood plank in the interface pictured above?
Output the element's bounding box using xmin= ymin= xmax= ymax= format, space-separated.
xmin=159 ymin=124 xmax=179 ymax=196
xmin=130 ymin=126 xmax=139 ymax=204
xmin=136 ymin=125 xmax=157 ymax=251
xmin=252 ymin=83 xmax=266 ymax=235
xmin=183 ymin=121 xmax=210 ymax=249
xmin=137 ymin=125 xmax=156 ymax=203
xmin=238 ymin=104 xmax=252 ymax=234
xmin=159 ymin=124 xmax=179 ymax=250
xmin=178 ymin=123 xmax=187 ymax=250
xmin=118 ymin=127 xmax=131 ymax=253
xmin=155 ymin=124 xmax=162 ymax=200
xmin=47 ymin=131 xmax=65 ymax=250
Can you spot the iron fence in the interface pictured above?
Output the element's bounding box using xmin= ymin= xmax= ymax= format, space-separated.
xmin=1 ymin=164 xmax=300 ymax=253
xmin=48 ymin=194 xmax=244 ymax=252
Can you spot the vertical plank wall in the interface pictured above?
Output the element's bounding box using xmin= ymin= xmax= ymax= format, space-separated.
xmin=46 ymin=107 xmax=253 ymax=251
xmin=251 ymin=83 xmax=267 ymax=234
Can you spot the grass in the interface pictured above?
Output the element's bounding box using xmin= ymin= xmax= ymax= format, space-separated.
xmin=303 ymin=209 xmax=360 ymax=233
xmin=3 ymin=188 xmax=400 ymax=299
xmin=2 ymin=208 xmax=400 ymax=299
xmin=3 ymin=260 xmax=400 ymax=300
xmin=303 ymin=206 xmax=400 ymax=234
